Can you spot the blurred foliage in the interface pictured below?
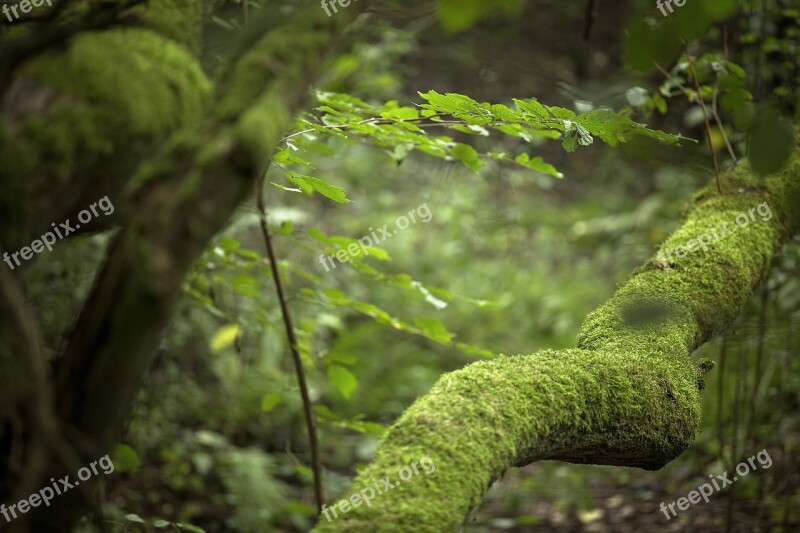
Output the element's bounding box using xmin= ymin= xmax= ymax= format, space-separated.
xmin=19 ymin=0 xmax=800 ymax=531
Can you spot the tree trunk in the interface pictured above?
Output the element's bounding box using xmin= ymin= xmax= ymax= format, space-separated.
xmin=312 ymin=151 xmax=800 ymax=532
xmin=0 ymin=2 xmax=360 ymax=531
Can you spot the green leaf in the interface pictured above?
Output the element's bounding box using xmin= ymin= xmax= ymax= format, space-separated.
xmin=653 ymin=93 xmax=668 ymax=114
xmin=455 ymin=341 xmax=495 ymax=358
xmin=307 ymin=227 xmax=332 ymax=245
xmin=260 ymin=393 xmax=282 ymax=413
xmin=278 ymin=221 xmax=294 ymax=236
xmin=436 ymin=0 xmax=520 ymax=32
xmin=288 ymin=175 xmax=350 ymax=203
xmin=322 ymin=287 xmax=348 ymax=303
xmin=490 ymin=103 xmax=517 ymax=121
xmin=514 ymin=153 xmax=564 ymax=178
xmin=210 ymin=16 xmax=235 ymax=30
xmin=418 ymin=90 xmax=487 ymax=118
xmin=562 ymin=122 xmax=594 ymax=152
xmin=411 ymin=280 xmax=449 ymax=310
xmin=327 ymin=365 xmax=358 ymax=398
xmin=359 ymin=245 xmax=391 ymax=261
xmin=229 ymin=274 xmax=260 ymax=297
xmin=414 ymin=317 xmax=454 ymax=345
xmin=356 ymin=422 xmax=388 ymax=437
xmin=112 ymin=444 xmax=141 ymax=473
xmin=218 ymin=237 xmax=241 ymax=251
xmin=286 ymin=501 xmax=317 ymax=516
xmin=380 ymin=106 xmax=420 ymax=120
xmin=575 ymin=109 xmax=638 ymax=146
xmin=271 ymin=182 xmax=303 ymax=194
xmin=315 ymin=91 xmax=376 ymax=113
xmin=451 ymin=143 xmax=482 ymax=172
xmin=273 ymin=147 xmax=312 ymax=167
xmin=314 ymin=405 xmax=386 ymax=436
xmin=314 ymin=405 xmax=337 ymax=419
xmin=513 ymin=98 xmax=551 ymax=121
xmin=125 ymin=514 xmax=146 ymax=524
xmin=724 ymin=61 xmax=746 ymax=79
xmin=450 ymin=124 xmax=490 ymax=136
xmin=326 ymin=352 xmax=357 ymax=365
xmin=548 ymin=106 xmax=577 ymax=121
xmin=210 ymin=324 xmax=240 ymax=353
xmin=175 ymin=524 xmax=207 ymax=533
xmin=390 ymin=143 xmax=415 ymax=163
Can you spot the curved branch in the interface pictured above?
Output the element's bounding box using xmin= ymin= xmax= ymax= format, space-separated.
xmin=312 ymin=148 xmax=800 ymax=531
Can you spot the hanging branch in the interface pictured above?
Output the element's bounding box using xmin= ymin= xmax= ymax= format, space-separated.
xmin=256 ymin=171 xmax=324 ymax=513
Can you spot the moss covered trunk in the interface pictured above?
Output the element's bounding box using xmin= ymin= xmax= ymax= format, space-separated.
xmin=0 ymin=2 xmax=361 ymax=531
xmin=312 ymin=151 xmax=800 ymax=532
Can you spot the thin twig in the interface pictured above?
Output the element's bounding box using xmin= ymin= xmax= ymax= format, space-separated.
xmin=653 ymin=62 xmax=671 ymax=81
xmin=583 ymin=0 xmax=597 ymax=40
xmin=714 ymin=28 xmax=738 ymax=164
xmin=710 ymin=87 xmax=738 ymax=163
xmin=683 ymin=42 xmax=722 ymax=193
xmin=256 ymin=171 xmax=324 ymax=513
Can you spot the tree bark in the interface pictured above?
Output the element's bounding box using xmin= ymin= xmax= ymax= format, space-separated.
xmin=0 ymin=2 xmax=361 ymax=531
xmin=312 ymin=150 xmax=800 ymax=532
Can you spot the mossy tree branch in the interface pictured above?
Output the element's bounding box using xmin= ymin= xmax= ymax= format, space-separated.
xmin=312 ymin=150 xmax=800 ymax=532
xmin=0 ymin=2 xmax=363 ymax=531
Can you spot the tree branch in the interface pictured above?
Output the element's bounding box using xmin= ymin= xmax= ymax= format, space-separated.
xmin=257 ymin=171 xmax=324 ymax=513
xmin=312 ymin=147 xmax=800 ymax=531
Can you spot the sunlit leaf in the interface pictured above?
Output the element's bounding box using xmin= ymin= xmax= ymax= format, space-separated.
xmin=327 ymin=365 xmax=358 ymax=398
xmin=562 ymin=121 xmax=594 ymax=152
xmin=515 ymin=153 xmax=564 ymax=178
xmin=112 ymin=444 xmax=141 ymax=473
xmin=451 ymin=143 xmax=482 ymax=172
xmin=210 ymin=324 xmax=240 ymax=353
xmin=414 ymin=317 xmax=454 ymax=345
xmin=436 ymin=0 xmax=520 ymax=32
xmin=287 ymin=175 xmax=350 ymax=203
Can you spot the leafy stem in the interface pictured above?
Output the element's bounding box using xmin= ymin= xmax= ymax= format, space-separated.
xmin=256 ymin=169 xmax=324 ymax=514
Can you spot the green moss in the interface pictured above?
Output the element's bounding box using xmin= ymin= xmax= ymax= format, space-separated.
xmin=213 ymin=6 xmax=360 ymax=158
xmin=12 ymin=0 xmax=207 ymax=52
xmin=1 ymin=29 xmax=210 ymax=181
xmin=583 ymin=154 xmax=799 ymax=353
xmin=235 ymin=92 xmax=294 ymax=159
xmin=312 ymin=348 xmax=702 ymax=532
xmin=312 ymin=147 xmax=800 ymax=532
xmin=23 ymin=28 xmax=210 ymax=135
xmin=216 ymin=6 xmax=356 ymax=120
xmin=131 ymin=0 xmax=206 ymax=54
